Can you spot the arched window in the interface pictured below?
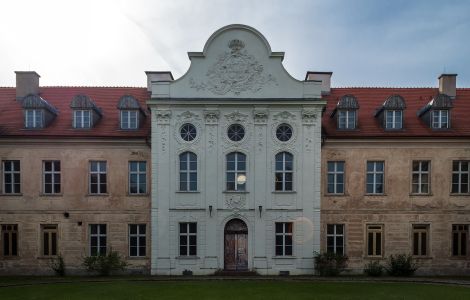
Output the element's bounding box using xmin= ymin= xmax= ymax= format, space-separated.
xmin=275 ymin=152 xmax=293 ymax=191
xmin=226 ymin=152 xmax=246 ymax=191
xmin=179 ymin=152 xmax=197 ymax=191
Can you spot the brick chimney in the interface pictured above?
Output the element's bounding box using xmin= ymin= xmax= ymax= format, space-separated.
xmin=305 ymin=71 xmax=332 ymax=96
xmin=438 ymin=73 xmax=457 ymax=99
xmin=15 ymin=71 xmax=40 ymax=100
xmin=145 ymin=71 xmax=174 ymax=92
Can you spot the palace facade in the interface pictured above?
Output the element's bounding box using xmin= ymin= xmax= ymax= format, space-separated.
xmin=0 ymin=24 xmax=468 ymax=275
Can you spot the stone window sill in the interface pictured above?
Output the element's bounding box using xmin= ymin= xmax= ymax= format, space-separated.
xmin=272 ymin=191 xmax=297 ymax=194
xmin=86 ymin=194 xmax=110 ymax=197
xmin=39 ymin=193 xmax=63 ymax=197
xmin=272 ymin=256 xmax=296 ymax=259
xmin=409 ymin=193 xmax=433 ymax=197
xmin=449 ymin=193 xmax=470 ymax=197
xmin=127 ymin=256 xmax=148 ymax=260
xmin=176 ymin=256 xmax=200 ymax=260
xmin=223 ymin=191 xmax=249 ymax=194
xmin=0 ymin=193 xmax=23 ymax=197
xmin=176 ymin=191 xmax=200 ymax=194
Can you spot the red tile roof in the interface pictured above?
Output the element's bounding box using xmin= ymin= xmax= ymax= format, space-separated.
xmin=323 ymin=88 xmax=470 ymax=138
xmin=0 ymin=87 xmax=150 ymax=139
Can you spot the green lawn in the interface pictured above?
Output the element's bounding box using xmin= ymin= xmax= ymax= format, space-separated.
xmin=0 ymin=280 xmax=469 ymax=300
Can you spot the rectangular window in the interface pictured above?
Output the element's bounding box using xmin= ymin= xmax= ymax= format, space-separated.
xmin=452 ymin=224 xmax=468 ymax=257
xmin=179 ymin=152 xmax=197 ymax=192
xmin=1 ymin=224 xmax=18 ymax=257
xmin=327 ymin=161 xmax=344 ymax=194
xmin=412 ymin=224 xmax=429 ymax=256
xmin=367 ymin=225 xmax=383 ymax=256
xmin=129 ymin=161 xmax=146 ymax=194
xmin=385 ymin=110 xmax=402 ymax=129
xmin=121 ymin=110 xmax=138 ymax=129
xmin=25 ymin=109 xmax=43 ymax=128
xmin=452 ymin=161 xmax=469 ymax=194
xmin=2 ymin=160 xmax=20 ymax=194
xmin=41 ymin=224 xmax=58 ymax=256
xmin=129 ymin=224 xmax=146 ymax=257
xmin=179 ymin=223 xmax=197 ymax=256
xmin=338 ymin=110 xmax=356 ymax=129
xmin=43 ymin=161 xmax=61 ymax=194
xmin=226 ymin=152 xmax=246 ymax=191
xmin=275 ymin=152 xmax=293 ymax=191
xmin=89 ymin=161 xmax=107 ymax=194
xmin=366 ymin=161 xmax=384 ymax=194
xmin=432 ymin=110 xmax=449 ymax=129
xmin=89 ymin=224 xmax=106 ymax=256
xmin=275 ymin=222 xmax=293 ymax=256
xmin=411 ymin=161 xmax=430 ymax=194
xmin=327 ymin=224 xmax=344 ymax=255
xmin=74 ymin=110 xmax=91 ymax=129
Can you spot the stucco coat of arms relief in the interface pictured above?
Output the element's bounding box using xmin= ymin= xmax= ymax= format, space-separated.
xmin=189 ymin=39 xmax=277 ymax=95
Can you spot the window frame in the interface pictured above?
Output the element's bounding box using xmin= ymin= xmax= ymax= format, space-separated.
xmin=431 ymin=109 xmax=450 ymax=129
xmin=275 ymin=222 xmax=293 ymax=256
xmin=24 ymin=109 xmax=43 ymax=129
xmin=89 ymin=161 xmax=107 ymax=195
xmin=1 ymin=224 xmax=18 ymax=257
xmin=327 ymin=161 xmax=345 ymax=194
xmin=337 ymin=110 xmax=356 ymax=130
xmin=366 ymin=161 xmax=385 ymax=195
xmin=41 ymin=224 xmax=58 ymax=257
xmin=120 ymin=110 xmax=139 ymax=130
xmin=412 ymin=224 xmax=429 ymax=257
xmin=89 ymin=224 xmax=107 ymax=256
xmin=179 ymin=152 xmax=197 ymax=192
xmin=452 ymin=224 xmax=468 ymax=257
xmin=385 ymin=109 xmax=403 ymax=130
xmin=73 ymin=109 xmax=91 ymax=129
xmin=326 ymin=224 xmax=345 ymax=255
xmin=226 ymin=152 xmax=247 ymax=192
xmin=275 ymin=152 xmax=293 ymax=192
xmin=43 ymin=160 xmax=61 ymax=195
xmin=179 ymin=222 xmax=197 ymax=256
xmin=128 ymin=161 xmax=147 ymax=195
xmin=366 ymin=224 xmax=384 ymax=257
xmin=451 ymin=160 xmax=470 ymax=194
xmin=129 ymin=224 xmax=146 ymax=257
xmin=411 ymin=160 xmax=430 ymax=195
xmin=2 ymin=160 xmax=21 ymax=194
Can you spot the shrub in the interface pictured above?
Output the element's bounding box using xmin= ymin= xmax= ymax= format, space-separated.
xmin=49 ymin=254 xmax=66 ymax=276
xmin=385 ymin=254 xmax=418 ymax=276
xmin=83 ymin=251 xmax=127 ymax=276
xmin=363 ymin=260 xmax=383 ymax=277
xmin=314 ymin=252 xmax=348 ymax=276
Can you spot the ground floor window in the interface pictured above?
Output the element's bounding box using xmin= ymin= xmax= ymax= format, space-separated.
xmin=1 ymin=224 xmax=18 ymax=256
xmin=367 ymin=225 xmax=383 ymax=257
xmin=129 ymin=224 xmax=146 ymax=257
xmin=452 ymin=224 xmax=468 ymax=257
xmin=41 ymin=224 xmax=58 ymax=256
xmin=327 ymin=224 xmax=344 ymax=255
xmin=179 ymin=223 xmax=197 ymax=256
xmin=275 ymin=222 xmax=293 ymax=256
xmin=90 ymin=224 xmax=106 ymax=256
xmin=412 ymin=224 xmax=429 ymax=256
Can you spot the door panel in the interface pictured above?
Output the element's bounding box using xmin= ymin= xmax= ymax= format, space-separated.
xmin=224 ymin=233 xmax=248 ymax=270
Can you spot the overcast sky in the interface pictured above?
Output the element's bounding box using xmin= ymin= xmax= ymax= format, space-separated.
xmin=1 ymin=0 xmax=469 ymax=88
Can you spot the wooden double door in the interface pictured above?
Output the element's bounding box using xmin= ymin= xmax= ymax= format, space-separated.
xmin=224 ymin=219 xmax=248 ymax=271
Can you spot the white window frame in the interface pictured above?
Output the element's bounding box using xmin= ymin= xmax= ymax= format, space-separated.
xmin=327 ymin=224 xmax=345 ymax=255
xmin=129 ymin=224 xmax=146 ymax=257
xmin=275 ymin=152 xmax=293 ymax=192
xmin=129 ymin=161 xmax=147 ymax=195
xmin=179 ymin=222 xmax=197 ymax=256
xmin=121 ymin=110 xmax=138 ymax=129
xmin=226 ymin=152 xmax=246 ymax=191
xmin=25 ymin=109 xmax=43 ymax=128
xmin=89 ymin=224 xmax=106 ymax=256
xmin=366 ymin=161 xmax=384 ymax=194
xmin=411 ymin=161 xmax=430 ymax=194
xmin=385 ymin=110 xmax=402 ymax=129
xmin=179 ymin=152 xmax=197 ymax=192
xmin=275 ymin=222 xmax=293 ymax=256
xmin=432 ymin=110 xmax=449 ymax=129
xmin=338 ymin=110 xmax=356 ymax=129
xmin=327 ymin=161 xmax=345 ymax=194
xmin=43 ymin=160 xmax=61 ymax=194
xmin=2 ymin=160 xmax=21 ymax=194
xmin=89 ymin=161 xmax=107 ymax=194
xmin=366 ymin=224 xmax=383 ymax=257
xmin=73 ymin=110 xmax=91 ymax=129
xmin=452 ymin=161 xmax=469 ymax=194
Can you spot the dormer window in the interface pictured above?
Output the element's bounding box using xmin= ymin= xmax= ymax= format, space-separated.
xmin=117 ymin=95 xmax=146 ymax=130
xmin=70 ymin=94 xmax=102 ymax=129
xmin=417 ymin=93 xmax=452 ymax=130
xmin=331 ymin=95 xmax=359 ymax=130
xmin=374 ymin=95 xmax=406 ymax=130
xmin=21 ymin=94 xmax=57 ymax=129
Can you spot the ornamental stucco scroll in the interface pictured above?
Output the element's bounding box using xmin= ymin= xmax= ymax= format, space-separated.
xmin=189 ymin=39 xmax=277 ymax=95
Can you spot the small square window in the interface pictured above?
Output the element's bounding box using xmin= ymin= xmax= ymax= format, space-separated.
xmin=121 ymin=110 xmax=139 ymax=129
xmin=431 ymin=110 xmax=449 ymax=129
xmin=74 ymin=110 xmax=91 ymax=129
xmin=25 ymin=109 xmax=43 ymax=128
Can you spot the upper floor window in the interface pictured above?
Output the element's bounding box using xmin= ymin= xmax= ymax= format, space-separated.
xmin=74 ymin=110 xmax=91 ymax=129
xmin=2 ymin=160 xmax=20 ymax=194
xmin=43 ymin=160 xmax=61 ymax=194
xmin=275 ymin=222 xmax=293 ymax=256
xmin=385 ymin=110 xmax=403 ymax=129
xmin=452 ymin=161 xmax=469 ymax=194
xmin=89 ymin=161 xmax=107 ymax=194
xmin=417 ymin=93 xmax=452 ymax=130
xmin=121 ymin=110 xmax=138 ymax=129
xmin=275 ymin=152 xmax=293 ymax=191
xmin=276 ymin=124 xmax=293 ymax=142
xmin=129 ymin=161 xmax=146 ymax=194
xmin=25 ymin=109 xmax=43 ymax=128
xmin=179 ymin=152 xmax=197 ymax=191
xmin=432 ymin=110 xmax=449 ymax=129
xmin=227 ymin=124 xmax=245 ymax=142
xmin=411 ymin=161 xmax=430 ymax=194
xmin=1 ymin=224 xmax=18 ymax=257
xmin=366 ymin=161 xmax=384 ymax=194
xmin=226 ymin=152 xmax=246 ymax=191
xmin=333 ymin=95 xmax=359 ymax=130
xmin=180 ymin=123 xmax=197 ymax=142
xmin=327 ymin=161 xmax=344 ymax=194
xmin=374 ymin=95 xmax=405 ymax=130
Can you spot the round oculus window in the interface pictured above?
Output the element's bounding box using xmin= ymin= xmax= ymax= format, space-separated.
xmin=276 ymin=124 xmax=293 ymax=142
xmin=180 ymin=123 xmax=197 ymax=141
xmin=227 ymin=124 xmax=245 ymax=142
